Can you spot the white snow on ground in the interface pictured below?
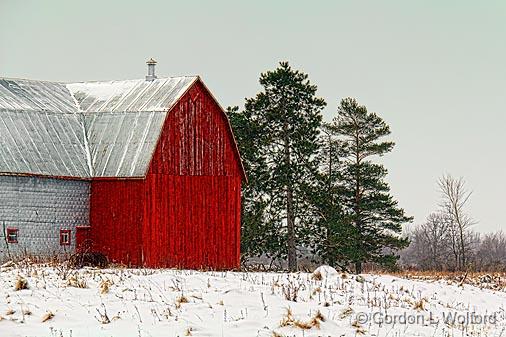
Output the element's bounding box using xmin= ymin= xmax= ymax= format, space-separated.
xmin=0 ymin=264 xmax=505 ymax=337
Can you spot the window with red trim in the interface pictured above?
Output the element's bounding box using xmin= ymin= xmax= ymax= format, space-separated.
xmin=6 ymin=228 xmax=18 ymax=243
xmin=60 ymin=229 xmax=71 ymax=246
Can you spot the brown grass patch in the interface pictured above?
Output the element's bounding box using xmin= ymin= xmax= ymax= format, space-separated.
xmin=176 ymin=295 xmax=189 ymax=309
xmin=99 ymin=279 xmax=112 ymax=294
xmin=413 ymin=298 xmax=425 ymax=311
xmin=351 ymin=320 xmax=366 ymax=335
xmin=14 ymin=276 xmax=28 ymax=291
xmin=311 ymin=270 xmax=323 ymax=281
xmin=387 ymin=270 xmax=506 ymax=289
xmin=67 ymin=275 xmax=87 ymax=288
xmin=279 ymin=308 xmax=325 ymax=330
xmin=339 ymin=306 xmax=354 ymax=319
xmin=42 ymin=311 xmax=54 ymax=322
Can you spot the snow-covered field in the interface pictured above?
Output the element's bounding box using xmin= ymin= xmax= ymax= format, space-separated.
xmin=0 ymin=264 xmax=505 ymax=337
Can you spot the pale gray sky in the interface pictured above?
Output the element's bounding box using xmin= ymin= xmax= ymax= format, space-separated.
xmin=1 ymin=1 xmax=505 ymax=232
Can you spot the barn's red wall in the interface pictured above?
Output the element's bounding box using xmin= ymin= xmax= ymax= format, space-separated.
xmin=89 ymin=180 xmax=145 ymax=265
xmin=87 ymin=80 xmax=242 ymax=269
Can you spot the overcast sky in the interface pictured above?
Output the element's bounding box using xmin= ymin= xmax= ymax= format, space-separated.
xmin=1 ymin=1 xmax=504 ymax=233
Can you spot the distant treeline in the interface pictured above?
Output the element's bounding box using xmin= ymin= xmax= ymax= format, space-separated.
xmin=402 ymin=228 xmax=506 ymax=272
xmin=400 ymin=175 xmax=505 ymax=272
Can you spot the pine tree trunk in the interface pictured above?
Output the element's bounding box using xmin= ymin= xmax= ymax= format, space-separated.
xmin=287 ymin=186 xmax=296 ymax=272
xmin=324 ymin=134 xmax=332 ymax=264
xmin=354 ymin=132 xmax=362 ymax=275
xmin=355 ymin=261 xmax=362 ymax=274
xmin=284 ymin=122 xmax=297 ymax=272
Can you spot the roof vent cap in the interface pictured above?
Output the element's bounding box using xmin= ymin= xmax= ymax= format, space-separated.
xmin=146 ymin=58 xmax=157 ymax=81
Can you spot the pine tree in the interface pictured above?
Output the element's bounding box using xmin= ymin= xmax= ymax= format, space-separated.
xmin=241 ymin=62 xmax=326 ymax=271
xmin=226 ymin=106 xmax=275 ymax=261
xmin=305 ymin=123 xmax=354 ymax=271
xmin=328 ymin=98 xmax=412 ymax=273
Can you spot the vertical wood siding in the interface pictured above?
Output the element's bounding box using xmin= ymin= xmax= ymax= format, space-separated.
xmin=89 ymin=180 xmax=144 ymax=265
xmin=88 ymin=81 xmax=242 ymax=269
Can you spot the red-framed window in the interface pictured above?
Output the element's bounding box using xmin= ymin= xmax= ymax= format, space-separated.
xmin=60 ymin=229 xmax=71 ymax=246
xmin=6 ymin=228 xmax=18 ymax=244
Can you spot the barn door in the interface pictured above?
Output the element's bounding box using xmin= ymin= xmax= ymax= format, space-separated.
xmin=75 ymin=226 xmax=92 ymax=253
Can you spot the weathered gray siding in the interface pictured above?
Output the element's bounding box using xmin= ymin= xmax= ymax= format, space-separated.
xmin=0 ymin=175 xmax=89 ymax=261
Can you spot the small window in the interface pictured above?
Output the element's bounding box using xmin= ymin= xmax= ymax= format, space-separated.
xmin=6 ymin=228 xmax=18 ymax=244
xmin=60 ymin=229 xmax=71 ymax=246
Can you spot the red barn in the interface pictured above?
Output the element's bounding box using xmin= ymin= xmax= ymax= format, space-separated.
xmin=0 ymin=60 xmax=245 ymax=269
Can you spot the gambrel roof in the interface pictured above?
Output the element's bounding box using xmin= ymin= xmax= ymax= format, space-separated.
xmin=0 ymin=76 xmax=198 ymax=178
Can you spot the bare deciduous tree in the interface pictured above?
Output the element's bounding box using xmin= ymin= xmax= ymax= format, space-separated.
xmin=475 ymin=231 xmax=506 ymax=271
xmin=422 ymin=213 xmax=452 ymax=269
xmin=438 ymin=174 xmax=476 ymax=270
xmin=400 ymin=213 xmax=452 ymax=270
xmin=401 ymin=227 xmax=506 ymax=272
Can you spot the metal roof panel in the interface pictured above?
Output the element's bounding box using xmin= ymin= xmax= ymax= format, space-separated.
xmin=0 ymin=76 xmax=196 ymax=178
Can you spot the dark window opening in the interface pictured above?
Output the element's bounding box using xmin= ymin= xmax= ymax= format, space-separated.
xmin=6 ymin=228 xmax=18 ymax=243
xmin=60 ymin=229 xmax=71 ymax=246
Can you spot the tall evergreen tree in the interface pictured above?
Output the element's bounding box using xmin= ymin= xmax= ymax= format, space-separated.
xmin=239 ymin=62 xmax=326 ymax=271
xmin=328 ymin=98 xmax=412 ymax=273
xmin=226 ymin=106 xmax=276 ymax=261
xmin=305 ymin=123 xmax=354 ymax=271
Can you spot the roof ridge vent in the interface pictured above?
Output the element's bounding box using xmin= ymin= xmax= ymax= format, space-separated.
xmin=146 ymin=58 xmax=157 ymax=81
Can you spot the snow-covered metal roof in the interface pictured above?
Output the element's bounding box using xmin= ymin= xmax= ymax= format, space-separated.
xmin=0 ymin=110 xmax=90 ymax=177
xmin=67 ymin=77 xmax=196 ymax=113
xmin=0 ymin=76 xmax=197 ymax=178
xmin=84 ymin=111 xmax=167 ymax=177
xmin=0 ymin=78 xmax=79 ymax=113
